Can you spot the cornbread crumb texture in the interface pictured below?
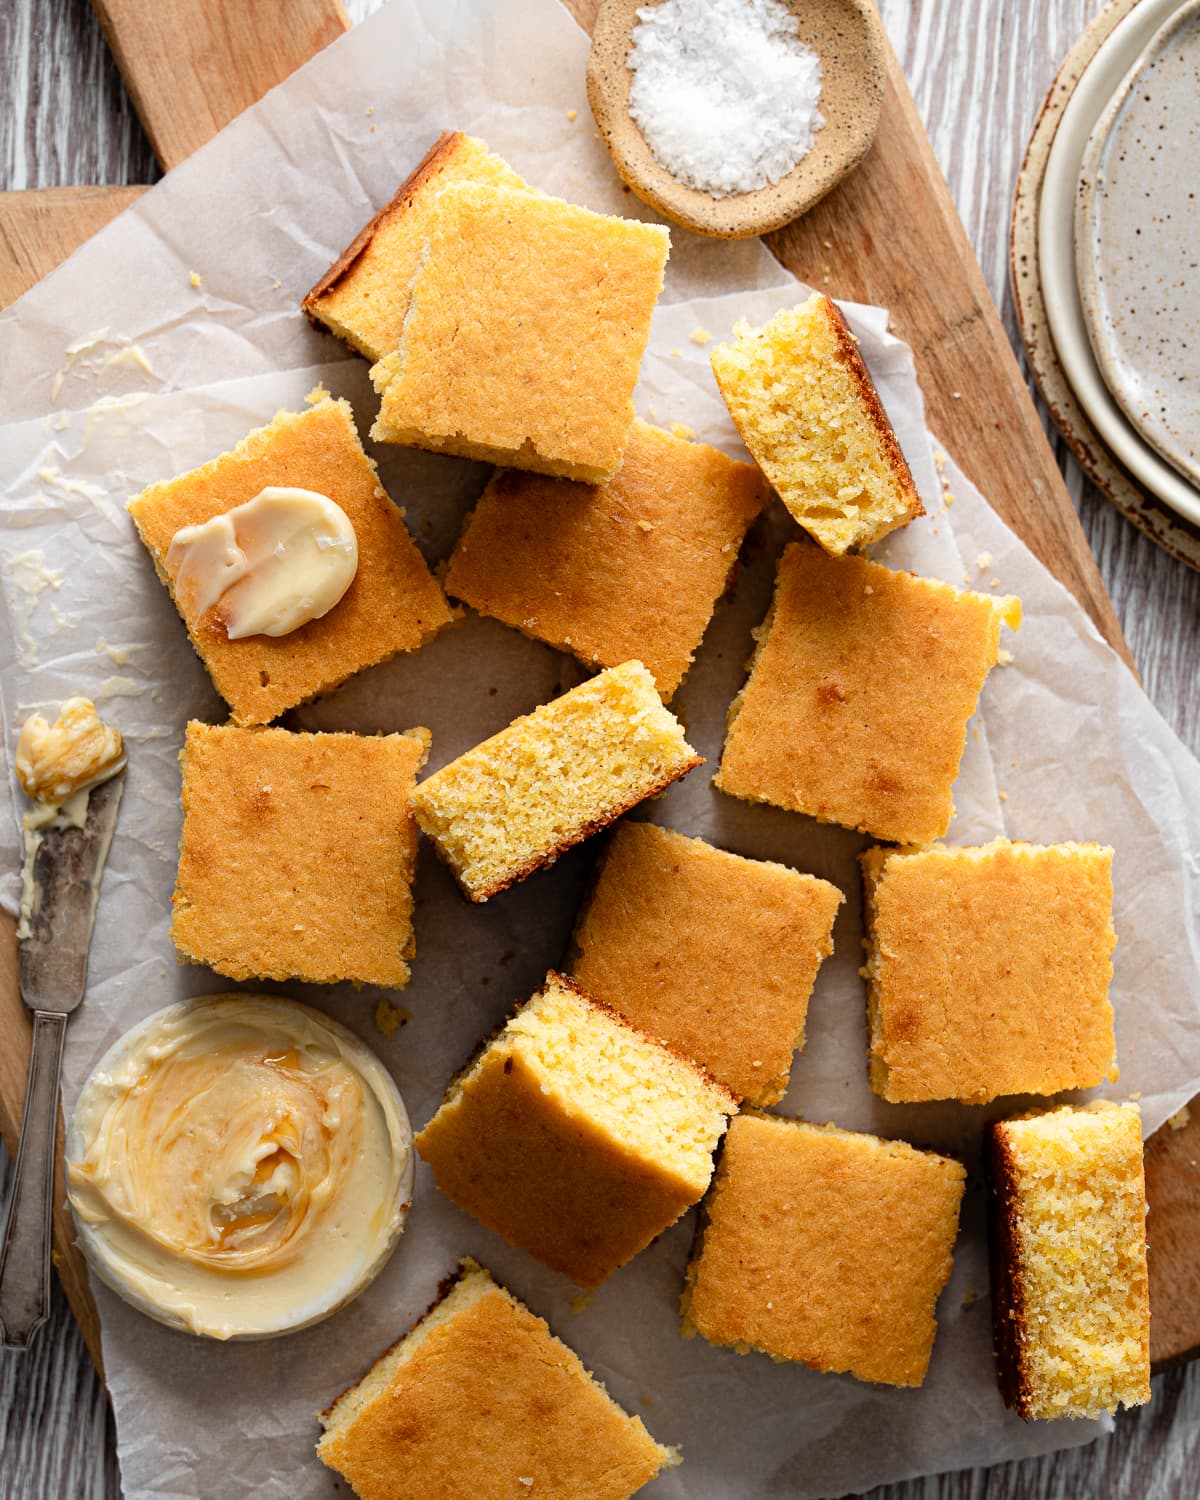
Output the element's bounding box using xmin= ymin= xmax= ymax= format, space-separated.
xmin=172 ymin=721 xmax=427 ymax=988
xmin=570 ymin=822 xmax=842 ymax=1104
xmin=127 ymin=398 xmax=451 ymax=726
xmin=411 ymin=660 xmax=701 ymax=903
xmin=715 ymin=543 xmax=1020 ymax=844
xmin=445 ymin=419 xmax=767 ymax=698
xmin=862 ymin=839 xmax=1117 ymax=1104
xmin=370 ymin=183 xmax=669 ymax=482
xmin=989 ymin=1103 xmax=1150 ymax=1420
xmin=682 ymin=1114 xmax=965 ymax=1388
xmin=710 ymin=294 xmax=923 ymax=555
xmin=317 ymin=1259 xmax=677 ymax=1500
xmin=415 ymin=972 xmax=734 ymax=1287
xmin=303 ymin=132 xmax=529 ymax=364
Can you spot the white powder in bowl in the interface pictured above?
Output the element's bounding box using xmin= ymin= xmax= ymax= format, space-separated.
xmin=627 ymin=0 xmax=825 ymax=199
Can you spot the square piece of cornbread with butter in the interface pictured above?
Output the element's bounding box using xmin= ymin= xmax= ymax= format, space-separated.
xmin=715 ymin=542 xmax=1020 ymax=844
xmin=172 ymin=721 xmax=427 ymax=987
xmin=317 ymin=1258 xmax=679 ymax=1500
xmin=370 ymin=183 xmax=669 ymax=482
xmin=128 ymin=398 xmax=451 ymax=727
xmin=445 ymin=419 xmax=767 ymax=699
xmin=569 ymin=822 xmax=842 ymax=1105
xmin=862 ymin=839 xmax=1118 ymax=1104
xmin=682 ymin=1114 xmax=965 ymax=1388
xmin=416 ymin=973 xmax=736 ymax=1288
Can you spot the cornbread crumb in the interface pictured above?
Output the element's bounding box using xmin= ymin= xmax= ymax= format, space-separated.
xmin=374 ymin=998 xmax=411 ymax=1038
xmin=188 ymin=270 xmax=201 ymax=288
xmin=690 ymin=328 xmax=712 ymax=346
xmin=976 ymin=552 xmax=992 ymax=571
xmin=1168 ymin=1104 xmax=1191 ymax=1131
xmin=669 ymin=422 xmax=696 ymax=441
xmin=567 ymin=108 xmax=578 ymax=121
xmin=961 ymin=1288 xmax=979 ymax=1310
xmin=997 ymin=647 xmax=1014 ymax=666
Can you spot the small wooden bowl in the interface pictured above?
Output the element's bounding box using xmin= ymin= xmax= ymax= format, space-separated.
xmin=587 ymin=0 xmax=887 ymax=239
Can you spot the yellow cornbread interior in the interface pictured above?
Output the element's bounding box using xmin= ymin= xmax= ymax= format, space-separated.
xmin=411 ymin=660 xmax=699 ymax=901
xmin=710 ymin=294 xmax=922 ymax=555
xmin=998 ymin=1103 xmax=1150 ymax=1420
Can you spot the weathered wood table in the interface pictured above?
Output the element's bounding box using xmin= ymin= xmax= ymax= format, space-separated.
xmin=1 ymin=0 xmax=1198 ymax=1495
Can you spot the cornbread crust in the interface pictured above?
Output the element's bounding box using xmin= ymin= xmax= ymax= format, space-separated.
xmin=988 ymin=1103 xmax=1150 ymax=1420
xmin=127 ymin=398 xmax=451 ymax=726
xmin=445 ymin=419 xmax=768 ymax=698
xmin=715 ymin=542 xmax=1021 ymax=844
xmin=302 ymin=132 xmax=529 ymax=363
xmin=317 ymin=1259 xmax=678 ymax=1500
xmin=370 ymin=183 xmax=670 ymax=482
xmin=710 ymin=295 xmax=923 ymax=555
xmin=415 ymin=973 xmax=736 ymax=1287
xmin=681 ymin=1114 xmax=965 ymax=1388
xmin=862 ymin=839 xmax=1118 ymax=1104
xmin=411 ymin=660 xmax=702 ymax=902
xmin=569 ymin=822 xmax=843 ymax=1104
xmin=172 ymin=721 xmax=428 ymax=987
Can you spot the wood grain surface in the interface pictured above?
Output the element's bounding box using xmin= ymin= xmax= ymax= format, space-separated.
xmin=0 ymin=186 xmax=145 ymax=308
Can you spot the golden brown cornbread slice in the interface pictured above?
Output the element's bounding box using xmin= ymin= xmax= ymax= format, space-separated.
xmin=302 ymin=132 xmax=530 ymax=363
xmin=415 ymin=973 xmax=736 ymax=1288
xmin=715 ymin=542 xmax=1020 ymax=844
xmin=989 ymin=1103 xmax=1150 ymax=1420
xmin=569 ymin=822 xmax=842 ymax=1104
xmin=127 ymin=398 xmax=451 ymax=726
xmin=317 ymin=1258 xmax=678 ymax=1500
xmin=862 ymin=839 xmax=1118 ymax=1104
xmin=710 ymin=294 xmax=923 ymax=555
xmin=172 ymin=721 xmax=427 ymax=987
xmin=445 ymin=419 xmax=767 ymax=699
xmin=370 ymin=183 xmax=670 ymax=482
xmin=682 ymin=1114 xmax=965 ymax=1388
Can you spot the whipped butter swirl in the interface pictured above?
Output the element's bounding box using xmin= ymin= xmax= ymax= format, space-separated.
xmin=67 ymin=995 xmax=412 ymax=1339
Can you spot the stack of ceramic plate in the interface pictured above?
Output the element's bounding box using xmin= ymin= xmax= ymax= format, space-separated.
xmin=1012 ymin=0 xmax=1200 ymax=567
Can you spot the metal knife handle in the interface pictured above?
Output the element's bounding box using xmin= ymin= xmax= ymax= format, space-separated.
xmin=0 ymin=1009 xmax=68 ymax=1349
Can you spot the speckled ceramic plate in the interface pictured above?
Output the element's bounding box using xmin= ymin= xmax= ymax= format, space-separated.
xmin=1077 ymin=0 xmax=1200 ymax=489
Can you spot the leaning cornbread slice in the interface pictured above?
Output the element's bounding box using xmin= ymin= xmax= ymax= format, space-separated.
xmin=172 ymin=721 xmax=427 ymax=987
xmin=862 ymin=839 xmax=1118 ymax=1104
xmin=370 ymin=183 xmax=669 ymax=482
xmin=128 ymin=398 xmax=451 ymax=726
xmin=715 ymin=542 xmax=1020 ymax=844
xmin=988 ymin=1102 xmax=1150 ymax=1420
xmin=317 ymin=1258 xmax=679 ymax=1500
xmin=411 ymin=660 xmax=701 ymax=902
xmin=569 ymin=822 xmax=842 ymax=1104
xmin=682 ymin=1114 xmax=965 ymax=1388
xmin=415 ymin=973 xmax=736 ymax=1287
xmin=445 ymin=419 xmax=768 ymax=699
xmin=710 ymin=294 xmax=923 ymax=554
xmin=302 ymin=132 xmax=530 ymax=363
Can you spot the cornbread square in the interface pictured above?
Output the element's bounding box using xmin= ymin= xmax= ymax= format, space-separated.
xmin=303 ymin=132 xmax=529 ymax=363
xmin=989 ymin=1103 xmax=1150 ymax=1420
xmin=128 ymin=398 xmax=451 ymax=726
xmin=370 ymin=183 xmax=670 ymax=482
xmin=415 ymin=973 xmax=736 ymax=1287
xmin=569 ymin=822 xmax=842 ymax=1104
xmin=445 ymin=419 xmax=767 ymax=699
xmin=172 ymin=721 xmax=427 ymax=987
xmin=411 ymin=659 xmax=701 ymax=902
xmin=682 ymin=1114 xmax=965 ymax=1388
xmin=862 ymin=839 xmax=1118 ymax=1104
xmin=317 ymin=1259 xmax=678 ymax=1500
xmin=710 ymin=294 xmax=923 ymax=555
xmin=716 ymin=542 xmax=1021 ymax=844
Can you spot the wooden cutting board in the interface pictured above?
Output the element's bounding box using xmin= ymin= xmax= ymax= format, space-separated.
xmin=0 ymin=0 xmax=1195 ymax=1379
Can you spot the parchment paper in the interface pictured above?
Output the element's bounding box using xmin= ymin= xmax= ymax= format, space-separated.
xmin=1 ymin=2 xmax=1198 ymax=1497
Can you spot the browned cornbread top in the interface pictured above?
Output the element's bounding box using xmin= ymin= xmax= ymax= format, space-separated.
xmin=172 ymin=721 xmax=427 ymax=988
xmin=862 ymin=840 xmax=1118 ymax=1104
xmin=569 ymin=822 xmax=842 ymax=1104
xmin=682 ymin=1114 xmax=966 ymax=1388
xmin=370 ymin=183 xmax=670 ymax=482
xmin=303 ymin=132 xmax=529 ymax=363
xmin=445 ymin=419 xmax=768 ymax=699
xmin=715 ymin=542 xmax=1021 ymax=844
xmin=127 ymin=398 xmax=451 ymax=726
